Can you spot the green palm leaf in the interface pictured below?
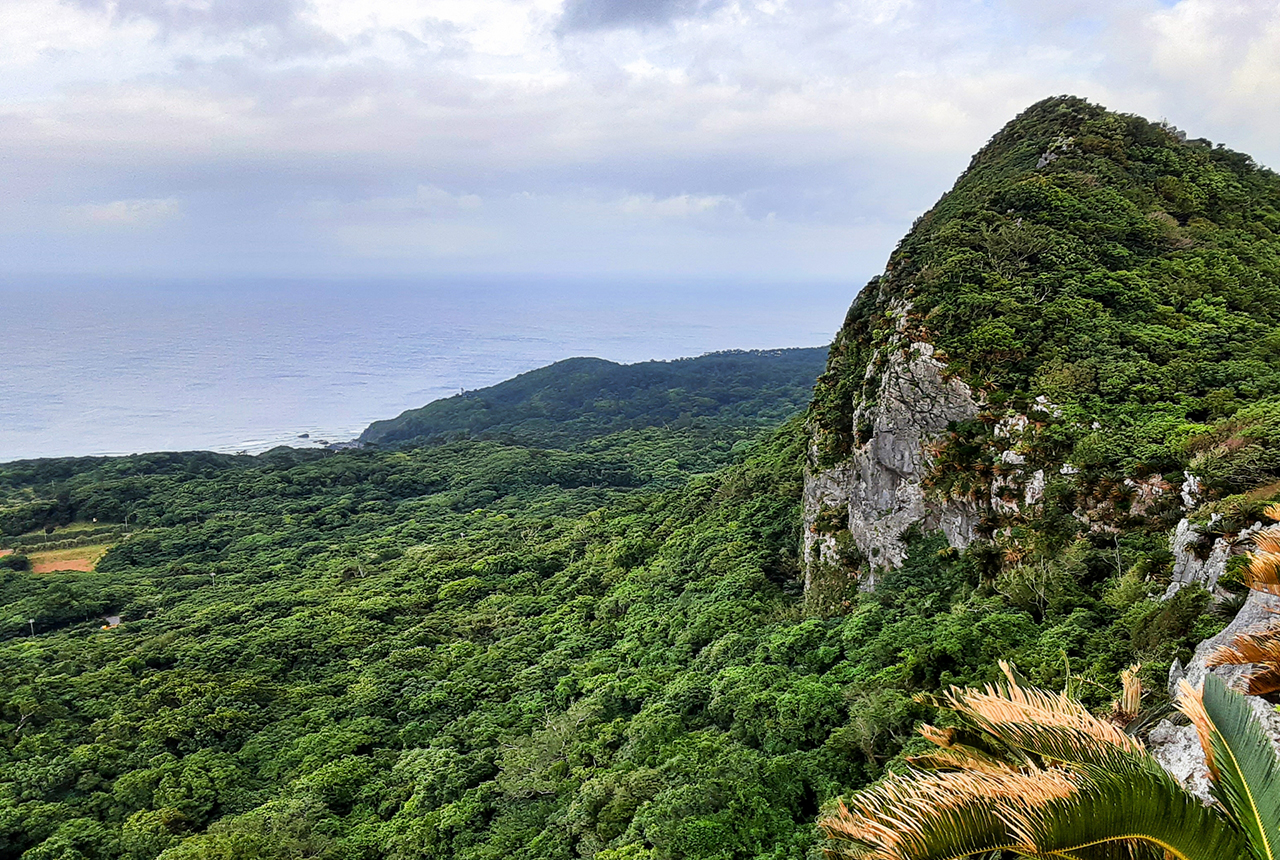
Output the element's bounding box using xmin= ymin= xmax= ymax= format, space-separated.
xmin=822 ymin=760 xmax=1246 ymax=860
xmin=1195 ymin=674 xmax=1280 ymax=860
xmin=1019 ymin=761 xmax=1246 ymax=860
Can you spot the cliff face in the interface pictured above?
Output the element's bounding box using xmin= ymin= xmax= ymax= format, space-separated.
xmin=803 ymin=95 xmax=1280 ymax=600
xmin=803 ymin=298 xmax=980 ymax=587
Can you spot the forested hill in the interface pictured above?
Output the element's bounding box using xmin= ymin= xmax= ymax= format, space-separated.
xmin=360 ymin=348 xmax=828 ymax=448
xmin=806 ymin=93 xmax=1280 ymax=596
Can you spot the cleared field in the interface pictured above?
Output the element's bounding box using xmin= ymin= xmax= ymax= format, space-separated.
xmin=30 ymin=544 xmax=112 ymax=573
xmin=0 ymin=548 xmax=10 ymax=558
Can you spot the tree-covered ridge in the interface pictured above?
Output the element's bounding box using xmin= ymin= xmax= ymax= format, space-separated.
xmin=361 ymin=348 xmax=827 ymax=449
xmin=0 ymin=423 xmax=1216 ymax=860
xmin=811 ymin=95 xmax=1280 ymax=495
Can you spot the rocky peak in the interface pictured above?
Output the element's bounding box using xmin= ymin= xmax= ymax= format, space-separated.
xmin=803 ymin=94 xmax=1280 ymax=600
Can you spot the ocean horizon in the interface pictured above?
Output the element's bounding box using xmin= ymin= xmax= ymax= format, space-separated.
xmin=0 ymin=276 xmax=854 ymax=462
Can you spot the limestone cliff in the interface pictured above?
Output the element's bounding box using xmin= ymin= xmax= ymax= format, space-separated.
xmin=803 ymin=297 xmax=980 ymax=588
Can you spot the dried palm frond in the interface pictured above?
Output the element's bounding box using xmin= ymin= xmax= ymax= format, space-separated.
xmin=917 ymin=724 xmax=954 ymax=748
xmin=1107 ymin=663 xmax=1143 ymax=727
xmin=822 ymin=755 xmax=1244 ymax=860
xmin=821 ymin=765 xmax=1078 ymax=859
xmin=936 ymin=661 xmax=1145 ymax=761
xmin=1207 ymin=626 xmax=1280 ymax=696
xmin=905 ymin=746 xmax=1014 ymax=773
xmin=1244 ymin=549 xmax=1280 ymax=596
xmin=1176 ymin=679 xmax=1219 ymax=778
xmin=1251 ymin=527 xmax=1280 ymax=555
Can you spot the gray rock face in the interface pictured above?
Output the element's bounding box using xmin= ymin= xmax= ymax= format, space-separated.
xmin=1163 ymin=517 xmax=1232 ymax=599
xmin=1170 ymin=588 xmax=1280 ymax=693
xmin=803 ymin=336 xmax=980 ymax=586
xmin=1152 ymin=533 xmax=1280 ymax=802
xmin=1147 ymin=720 xmax=1214 ymax=801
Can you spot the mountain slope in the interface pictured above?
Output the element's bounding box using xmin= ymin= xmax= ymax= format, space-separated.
xmin=805 ymin=95 xmax=1280 ymax=594
xmin=361 ymin=348 xmax=828 ymax=449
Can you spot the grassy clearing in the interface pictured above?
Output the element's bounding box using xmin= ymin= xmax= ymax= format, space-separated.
xmin=29 ymin=543 xmax=112 ymax=573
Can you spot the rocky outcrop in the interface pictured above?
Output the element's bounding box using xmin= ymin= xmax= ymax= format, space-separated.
xmin=1162 ymin=517 xmax=1233 ymax=599
xmin=1147 ymin=720 xmax=1215 ymax=801
xmin=1150 ymin=520 xmax=1280 ymax=801
xmin=1169 ymin=587 xmax=1280 ymax=693
xmin=803 ymin=326 xmax=980 ymax=588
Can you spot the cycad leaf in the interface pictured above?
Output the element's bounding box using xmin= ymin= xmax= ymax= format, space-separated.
xmin=1194 ymin=674 xmax=1280 ymax=860
xmin=1207 ymin=628 xmax=1280 ymax=696
xmin=965 ymin=718 xmax=1146 ymax=770
xmin=938 ymin=663 xmax=1146 ymax=762
xmin=822 ymin=767 xmax=1038 ymax=859
xmin=1015 ymin=762 xmax=1246 ymax=860
xmin=821 ymin=760 xmax=1245 ymax=860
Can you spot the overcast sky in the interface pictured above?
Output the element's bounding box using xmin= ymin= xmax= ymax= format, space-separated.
xmin=3 ymin=0 xmax=1279 ymax=282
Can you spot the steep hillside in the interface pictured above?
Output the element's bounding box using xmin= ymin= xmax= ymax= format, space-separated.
xmin=806 ymin=95 xmax=1280 ymax=596
xmin=361 ymin=348 xmax=827 ymax=449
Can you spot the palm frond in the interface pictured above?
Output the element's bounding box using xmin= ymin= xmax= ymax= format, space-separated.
xmin=918 ymin=724 xmax=955 ymax=748
xmin=937 ymin=661 xmax=1145 ymax=763
xmin=1180 ymin=675 xmax=1280 ymax=860
xmin=1264 ymin=503 xmax=1280 ymax=522
xmin=1108 ymin=664 xmax=1143 ymax=727
xmin=1238 ymin=666 xmax=1280 ymax=697
xmin=822 ymin=758 xmax=1244 ymax=860
xmin=1250 ymin=527 xmax=1280 ymax=556
xmin=1176 ymin=679 xmax=1220 ymax=777
xmin=904 ymin=748 xmax=1014 ymax=773
xmin=820 ymin=765 xmax=1077 ymax=859
xmin=1007 ymin=761 xmax=1246 ymax=860
xmin=1207 ymin=627 xmax=1280 ymax=696
xmin=1244 ymin=551 xmax=1280 ymax=596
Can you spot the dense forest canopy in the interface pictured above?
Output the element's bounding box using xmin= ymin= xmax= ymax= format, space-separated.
xmin=360 ymin=349 xmax=827 ymax=449
xmin=2 ymin=98 xmax=1269 ymax=860
xmin=1 ymin=420 xmax=1214 ymax=860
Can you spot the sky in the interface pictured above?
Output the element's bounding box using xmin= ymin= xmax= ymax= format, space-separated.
xmin=4 ymin=0 xmax=1280 ymax=282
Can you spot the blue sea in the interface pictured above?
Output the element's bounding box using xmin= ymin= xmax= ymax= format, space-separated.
xmin=0 ymin=277 xmax=854 ymax=462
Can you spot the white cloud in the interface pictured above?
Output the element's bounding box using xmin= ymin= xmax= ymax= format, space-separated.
xmin=0 ymin=0 xmax=1275 ymax=278
xmin=64 ymin=197 xmax=182 ymax=228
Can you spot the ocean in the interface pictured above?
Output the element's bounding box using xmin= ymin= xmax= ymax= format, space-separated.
xmin=0 ymin=276 xmax=854 ymax=462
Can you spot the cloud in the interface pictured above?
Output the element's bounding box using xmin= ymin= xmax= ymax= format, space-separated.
xmin=558 ymin=0 xmax=723 ymax=32
xmin=0 ymin=0 xmax=1276 ymax=280
xmin=64 ymin=197 xmax=182 ymax=229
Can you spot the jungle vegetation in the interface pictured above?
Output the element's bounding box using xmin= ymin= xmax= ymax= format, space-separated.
xmin=4 ymin=97 xmax=1278 ymax=860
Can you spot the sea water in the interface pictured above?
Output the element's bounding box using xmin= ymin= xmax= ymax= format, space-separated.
xmin=0 ymin=276 xmax=855 ymax=462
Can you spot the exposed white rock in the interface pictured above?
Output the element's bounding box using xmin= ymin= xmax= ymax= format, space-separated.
xmin=1032 ymin=394 xmax=1063 ymax=417
xmin=1170 ymin=587 xmax=1280 ymax=692
xmin=1152 ymin=524 xmax=1280 ymax=801
xmin=1024 ymin=469 xmax=1046 ymax=506
xmin=1163 ymin=517 xmax=1231 ymax=599
xmin=1147 ymin=720 xmax=1214 ymax=802
xmin=803 ymin=333 xmax=980 ymax=586
xmin=1181 ymin=474 xmax=1202 ymax=509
